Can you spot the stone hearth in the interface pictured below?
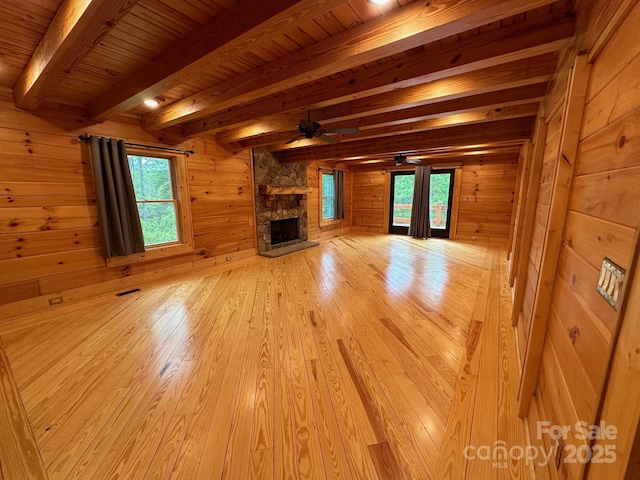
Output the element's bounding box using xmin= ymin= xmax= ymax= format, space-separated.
xmin=253 ymin=147 xmax=308 ymax=253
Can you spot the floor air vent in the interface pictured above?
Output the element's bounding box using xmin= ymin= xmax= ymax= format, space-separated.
xmin=115 ymin=288 xmax=141 ymax=297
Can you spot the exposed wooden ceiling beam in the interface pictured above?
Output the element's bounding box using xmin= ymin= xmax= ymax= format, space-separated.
xmin=212 ymin=55 xmax=554 ymax=146
xmin=233 ymin=87 xmax=545 ymax=148
xmin=343 ymin=142 xmax=526 ymax=166
xmin=144 ymin=0 xmax=560 ymax=131
xmin=188 ymin=13 xmax=573 ymax=137
xmin=326 ymin=84 xmax=547 ymax=130
xmin=340 ymin=146 xmax=522 ymax=164
xmin=265 ymin=103 xmax=540 ymax=151
xmin=327 ymin=155 xmax=520 ymax=169
xmin=221 ymin=56 xmax=554 ymax=144
xmin=348 ymin=107 xmax=533 ymax=144
xmin=399 ymin=141 xmax=527 ymax=156
xmin=220 ymin=84 xmax=548 ymax=145
xmin=276 ymin=117 xmax=535 ymax=163
xmin=301 ymin=54 xmax=555 ymax=123
xmin=87 ymin=0 xmax=349 ymax=122
xmin=13 ymin=0 xmax=139 ymax=110
xmin=339 ymin=146 xmax=521 ymax=167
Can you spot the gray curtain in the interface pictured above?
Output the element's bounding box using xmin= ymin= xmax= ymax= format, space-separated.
xmin=408 ymin=165 xmax=432 ymax=238
xmin=334 ymin=169 xmax=345 ymax=220
xmin=89 ymin=136 xmax=145 ymax=258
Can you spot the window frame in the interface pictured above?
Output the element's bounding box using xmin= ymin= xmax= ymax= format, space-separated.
xmin=318 ymin=168 xmax=342 ymax=227
xmin=106 ymin=149 xmax=194 ymax=267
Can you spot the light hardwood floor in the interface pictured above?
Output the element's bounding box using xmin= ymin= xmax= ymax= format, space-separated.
xmin=0 ymin=234 xmax=528 ymax=479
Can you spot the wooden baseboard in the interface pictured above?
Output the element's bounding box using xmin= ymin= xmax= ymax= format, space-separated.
xmin=351 ymin=226 xmax=385 ymax=233
xmin=309 ymin=226 xmax=352 ymax=240
xmin=0 ymin=248 xmax=258 ymax=327
xmin=455 ymin=234 xmax=509 ymax=244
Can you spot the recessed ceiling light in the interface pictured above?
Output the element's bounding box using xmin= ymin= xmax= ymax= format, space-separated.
xmin=369 ymin=0 xmax=391 ymax=4
xmin=144 ymin=99 xmax=159 ymax=108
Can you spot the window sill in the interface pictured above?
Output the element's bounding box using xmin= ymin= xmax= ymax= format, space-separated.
xmin=319 ymin=218 xmax=343 ymax=228
xmin=106 ymin=241 xmax=195 ymax=268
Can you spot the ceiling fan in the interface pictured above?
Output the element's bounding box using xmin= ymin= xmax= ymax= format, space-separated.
xmin=394 ymin=153 xmax=423 ymax=166
xmin=285 ymin=111 xmax=360 ymax=145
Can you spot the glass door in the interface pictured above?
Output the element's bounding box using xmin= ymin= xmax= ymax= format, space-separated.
xmin=388 ymin=168 xmax=456 ymax=238
xmin=429 ymin=169 xmax=455 ymax=238
xmin=388 ymin=171 xmax=415 ymax=234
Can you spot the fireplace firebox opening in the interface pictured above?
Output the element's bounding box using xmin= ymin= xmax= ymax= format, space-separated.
xmin=270 ymin=218 xmax=299 ymax=245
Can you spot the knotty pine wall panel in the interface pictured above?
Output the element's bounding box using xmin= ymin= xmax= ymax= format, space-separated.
xmin=0 ymin=92 xmax=256 ymax=312
xmin=186 ymin=150 xmax=255 ymax=257
xmin=351 ymin=170 xmax=386 ymax=233
xmin=456 ymin=157 xmax=519 ymax=243
xmin=520 ymin=65 xmax=582 ymax=480
xmin=521 ymin=4 xmax=640 ymax=479
xmin=516 ymin=103 xmax=563 ymax=363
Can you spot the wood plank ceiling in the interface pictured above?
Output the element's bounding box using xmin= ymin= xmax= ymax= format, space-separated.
xmin=0 ymin=0 xmax=575 ymax=167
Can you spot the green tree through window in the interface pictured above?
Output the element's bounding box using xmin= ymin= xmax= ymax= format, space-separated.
xmin=393 ymin=174 xmax=414 ymax=222
xmin=127 ymin=155 xmax=179 ymax=246
xmin=392 ymin=171 xmax=452 ymax=227
xmin=322 ymin=172 xmax=336 ymax=219
xmin=429 ymin=173 xmax=451 ymax=205
xmin=429 ymin=173 xmax=452 ymax=227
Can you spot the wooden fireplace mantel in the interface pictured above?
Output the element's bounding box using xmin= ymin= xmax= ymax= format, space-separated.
xmin=258 ymin=185 xmax=311 ymax=207
xmin=258 ymin=185 xmax=312 ymax=195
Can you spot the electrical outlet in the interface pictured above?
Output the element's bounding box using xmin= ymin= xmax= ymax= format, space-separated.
xmin=48 ymin=296 xmax=63 ymax=305
xmin=471 ymin=236 xmax=477 ymax=241
xmin=462 ymin=197 xmax=468 ymax=202
xmin=597 ymin=258 xmax=625 ymax=309
xmin=225 ymin=256 xmax=232 ymax=262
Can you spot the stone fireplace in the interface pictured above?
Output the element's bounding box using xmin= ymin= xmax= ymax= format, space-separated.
xmin=253 ymin=147 xmax=308 ymax=253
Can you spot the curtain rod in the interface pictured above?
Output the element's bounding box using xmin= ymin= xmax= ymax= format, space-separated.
xmin=380 ymin=164 xmax=463 ymax=172
xmin=78 ymin=134 xmax=195 ymax=155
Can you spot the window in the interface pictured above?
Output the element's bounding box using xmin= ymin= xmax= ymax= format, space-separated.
xmin=319 ymin=169 xmax=345 ymax=225
xmin=107 ymin=151 xmax=193 ymax=267
xmin=128 ymin=155 xmax=179 ymax=246
xmin=321 ymin=172 xmax=336 ymax=220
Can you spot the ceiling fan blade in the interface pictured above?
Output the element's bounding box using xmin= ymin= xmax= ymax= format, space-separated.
xmin=318 ymin=134 xmax=339 ymax=144
xmin=284 ymin=136 xmax=301 ymax=144
xmin=406 ymin=159 xmax=422 ymax=164
xmin=323 ymin=127 xmax=360 ymax=134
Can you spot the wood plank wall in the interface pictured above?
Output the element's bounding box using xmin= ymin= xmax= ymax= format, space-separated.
xmin=456 ymin=157 xmax=519 ymax=243
xmin=352 ymin=169 xmax=386 ymax=233
xmin=351 ymin=159 xmax=518 ymax=242
xmin=516 ymin=102 xmax=563 ymax=363
xmin=514 ymin=3 xmax=640 ymax=479
xmin=189 ymin=149 xmax=255 ymax=258
xmin=0 ymin=89 xmax=256 ymax=318
xmin=521 ymin=56 xmax=593 ymax=480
